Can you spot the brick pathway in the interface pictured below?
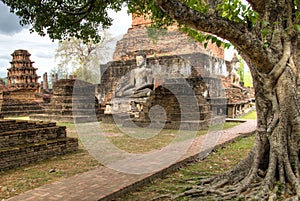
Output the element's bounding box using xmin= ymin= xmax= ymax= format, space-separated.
xmin=7 ymin=120 xmax=256 ymax=201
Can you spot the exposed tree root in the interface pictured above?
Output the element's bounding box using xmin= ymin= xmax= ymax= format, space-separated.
xmin=165 ymin=131 xmax=300 ymax=200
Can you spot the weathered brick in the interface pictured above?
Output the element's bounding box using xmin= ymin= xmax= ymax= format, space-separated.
xmin=0 ymin=120 xmax=78 ymax=171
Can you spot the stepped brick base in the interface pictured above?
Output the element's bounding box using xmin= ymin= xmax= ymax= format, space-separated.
xmin=0 ymin=98 xmax=43 ymax=117
xmin=0 ymin=119 xmax=78 ymax=171
xmin=30 ymin=114 xmax=99 ymax=123
xmin=30 ymin=79 xmax=100 ymax=123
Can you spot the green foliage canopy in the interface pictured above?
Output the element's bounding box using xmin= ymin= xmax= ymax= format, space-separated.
xmin=2 ymin=1 xmax=299 ymax=43
xmin=2 ymin=0 xmax=124 ymax=42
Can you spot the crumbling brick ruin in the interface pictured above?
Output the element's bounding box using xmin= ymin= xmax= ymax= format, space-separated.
xmin=0 ymin=50 xmax=43 ymax=117
xmin=0 ymin=119 xmax=78 ymax=171
xmin=30 ymin=79 xmax=99 ymax=123
xmin=223 ymin=54 xmax=255 ymax=118
xmin=99 ymin=15 xmax=228 ymax=129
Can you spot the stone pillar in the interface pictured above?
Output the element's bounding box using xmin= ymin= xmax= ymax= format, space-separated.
xmin=43 ymin=72 xmax=49 ymax=91
xmin=52 ymin=73 xmax=58 ymax=86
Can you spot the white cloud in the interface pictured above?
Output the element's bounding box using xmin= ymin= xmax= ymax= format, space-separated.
xmin=108 ymin=8 xmax=132 ymax=37
xmin=0 ymin=29 xmax=58 ymax=77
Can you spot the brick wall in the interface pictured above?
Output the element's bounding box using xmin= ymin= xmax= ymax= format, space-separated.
xmin=113 ymin=23 xmax=224 ymax=61
xmin=132 ymin=13 xmax=152 ymax=27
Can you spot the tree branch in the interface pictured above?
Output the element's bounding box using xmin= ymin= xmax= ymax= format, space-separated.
xmin=61 ymin=0 xmax=96 ymax=16
xmin=246 ymin=0 xmax=266 ymax=14
xmin=155 ymin=0 xmax=275 ymax=72
xmin=268 ymin=39 xmax=291 ymax=79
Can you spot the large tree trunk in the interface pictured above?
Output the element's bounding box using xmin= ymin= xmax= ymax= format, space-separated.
xmin=244 ymin=50 xmax=300 ymax=199
xmin=169 ymin=43 xmax=300 ymax=201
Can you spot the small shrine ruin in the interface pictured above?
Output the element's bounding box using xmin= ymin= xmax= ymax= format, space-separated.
xmin=30 ymin=78 xmax=100 ymax=123
xmin=0 ymin=50 xmax=43 ymax=117
xmin=223 ymin=54 xmax=255 ymax=118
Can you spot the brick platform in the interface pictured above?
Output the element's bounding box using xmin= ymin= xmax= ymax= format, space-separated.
xmin=0 ymin=119 xmax=78 ymax=171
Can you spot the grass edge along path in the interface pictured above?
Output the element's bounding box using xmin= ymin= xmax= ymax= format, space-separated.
xmin=118 ymin=134 xmax=256 ymax=201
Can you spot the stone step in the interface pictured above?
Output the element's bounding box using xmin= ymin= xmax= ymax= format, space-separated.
xmin=53 ymin=87 xmax=94 ymax=94
xmin=206 ymin=97 xmax=228 ymax=104
xmin=43 ymin=109 xmax=96 ymax=116
xmin=1 ymin=110 xmax=44 ymax=117
xmin=30 ymin=114 xmax=99 ymax=123
xmin=138 ymin=111 xmax=212 ymax=122
xmin=144 ymin=105 xmax=211 ymax=113
xmin=1 ymin=105 xmax=42 ymax=111
xmin=44 ymin=105 xmax=96 ymax=111
xmin=0 ymin=120 xmax=56 ymax=132
xmin=0 ymin=137 xmax=78 ymax=171
xmin=50 ymin=96 xmax=95 ymax=103
xmin=167 ymin=112 xmax=212 ymax=121
xmin=0 ymin=126 xmax=66 ymax=148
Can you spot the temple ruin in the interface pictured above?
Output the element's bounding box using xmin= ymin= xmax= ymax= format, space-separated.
xmin=7 ymin=49 xmax=40 ymax=91
xmin=223 ymin=54 xmax=255 ymax=118
xmin=0 ymin=50 xmax=43 ymax=117
xmin=30 ymin=78 xmax=100 ymax=123
xmin=99 ymin=15 xmax=229 ymax=129
xmin=0 ymin=50 xmax=79 ymax=170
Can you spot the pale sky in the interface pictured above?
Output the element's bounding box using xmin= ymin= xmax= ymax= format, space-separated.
xmin=0 ymin=2 xmax=132 ymax=78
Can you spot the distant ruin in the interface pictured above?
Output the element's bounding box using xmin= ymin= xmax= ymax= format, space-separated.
xmin=0 ymin=50 xmax=43 ymax=117
xmin=30 ymin=78 xmax=100 ymax=123
xmin=7 ymin=49 xmax=40 ymax=92
xmin=223 ymin=54 xmax=255 ymax=118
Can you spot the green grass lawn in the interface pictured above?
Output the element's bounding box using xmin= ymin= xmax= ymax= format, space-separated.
xmin=240 ymin=110 xmax=257 ymax=120
xmin=107 ymin=121 xmax=241 ymax=153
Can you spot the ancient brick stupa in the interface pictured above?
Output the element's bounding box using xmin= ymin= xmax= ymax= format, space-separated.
xmin=0 ymin=50 xmax=42 ymax=117
xmin=99 ymin=14 xmax=228 ymax=129
xmin=7 ymin=49 xmax=40 ymax=92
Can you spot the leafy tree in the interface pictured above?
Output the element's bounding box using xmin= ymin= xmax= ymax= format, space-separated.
xmin=49 ymin=65 xmax=69 ymax=79
xmin=244 ymin=71 xmax=253 ymax=87
xmin=2 ymin=0 xmax=300 ymax=200
xmin=55 ymin=31 xmax=113 ymax=83
xmin=237 ymin=55 xmax=245 ymax=83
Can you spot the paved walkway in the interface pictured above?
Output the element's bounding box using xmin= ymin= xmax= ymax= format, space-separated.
xmin=7 ymin=120 xmax=257 ymax=201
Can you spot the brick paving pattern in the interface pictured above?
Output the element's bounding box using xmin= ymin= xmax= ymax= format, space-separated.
xmin=7 ymin=120 xmax=256 ymax=201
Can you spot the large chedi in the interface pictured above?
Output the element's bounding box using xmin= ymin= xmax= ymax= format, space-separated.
xmin=100 ymin=15 xmax=228 ymax=129
xmin=0 ymin=50 xmax=42 ymax=117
